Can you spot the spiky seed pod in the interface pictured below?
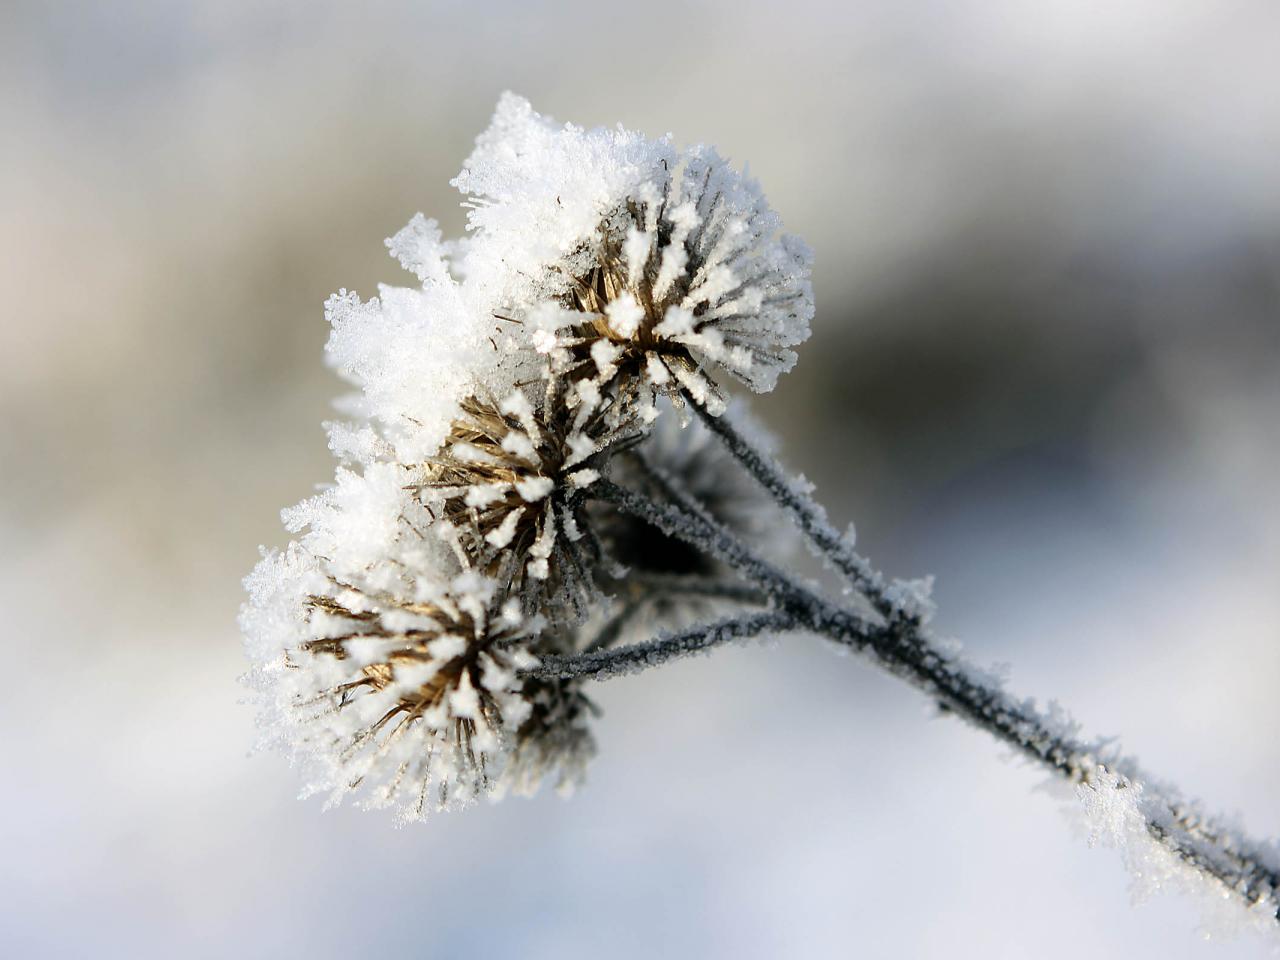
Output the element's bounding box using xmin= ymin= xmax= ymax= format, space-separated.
xmin=306 ymin=571 xmax=536 ymax=820
xmin=536 ymin=161 xmax=812 ymax=418
xmin=453 ymin=95 xmax=813 ymax=421
xmin=410 ymin=384 xmax=636 ymax=619
xmin=242 ymin=532 xmax=547 ymax=822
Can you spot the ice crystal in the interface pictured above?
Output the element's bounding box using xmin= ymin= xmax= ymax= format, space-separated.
xmin=323 ymin=280 xmax=484 ymax=465
xmin=1077 ymin=766 xmax=1280 ymax=939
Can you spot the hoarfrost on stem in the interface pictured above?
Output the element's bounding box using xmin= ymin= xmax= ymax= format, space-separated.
xmin=1076 ymin=766 xmax=1280 ymax=939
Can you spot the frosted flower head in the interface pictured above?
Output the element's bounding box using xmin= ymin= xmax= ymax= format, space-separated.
xmin=410 ymin=385 xmax=631 ymax=617
xmin=454 ymin=94 xmax=814 ymax=417
xmin=244 ymin=549 xmax=541 ymax=820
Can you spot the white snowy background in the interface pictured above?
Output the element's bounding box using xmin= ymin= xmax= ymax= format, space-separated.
xmin=2 ymin=1 xmax=1278 ymax=957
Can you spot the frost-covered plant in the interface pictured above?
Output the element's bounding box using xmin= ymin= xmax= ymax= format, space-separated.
xmin=242 ymin=93 xmax=1279 ymax=937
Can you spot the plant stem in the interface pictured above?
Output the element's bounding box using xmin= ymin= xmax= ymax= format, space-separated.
xmin=691 ymin=402 xmax=898 ymax=618
xmin=526 ymin=610 xmax=796 ymax=681
xmin=570 ymin=470 xmax=1280 ymax=920
xmin=590 ymin=477 xmax=807 ymax=608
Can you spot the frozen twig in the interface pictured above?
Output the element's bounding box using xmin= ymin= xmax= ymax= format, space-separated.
xmin=526 ymin=610 xmax=795 ymax=681
xmin=691 ymin=400 xmax=896 ymax=617
xmin=590 ymin=478 xmax=803 ymax=605
xmin=576 ymin=470 xmax=1280 ymax=921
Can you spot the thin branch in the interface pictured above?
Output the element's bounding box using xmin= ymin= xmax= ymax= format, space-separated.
xmin=584 ymin=598 xmax=643 ymax=653
xmin=585 ymin=466 xmax=1280 ymax=919
xmin=691 ymin=400 xmax=898 ymax=619
xmin=620 ymin=573 xmax=768 ymax=606
xmin=526 ymin=610 xmax=796 ymax=681
xmin=587 ymin=577 xmax=767 ymax=653
xmin=628 ymin=445 xmax=726 ymax=536
xmin=590 ymin=477 xmax=807 ymax=606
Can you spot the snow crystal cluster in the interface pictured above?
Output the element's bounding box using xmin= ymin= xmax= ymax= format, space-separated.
xmin=240 ymin=94 xmax=813 ymax=821
xmin=1075 ymin=765 xmax=1280 ymax=939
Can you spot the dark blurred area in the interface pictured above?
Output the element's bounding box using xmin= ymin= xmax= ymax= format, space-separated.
xmin=812 ymin=230 xmax=1278 ymax=535
xmin=2 ymin=2 xmax=1276 ymax=957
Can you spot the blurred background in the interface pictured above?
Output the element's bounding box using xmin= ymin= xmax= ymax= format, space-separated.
xmin=2 ymin=1 xmax=1278 ymax=956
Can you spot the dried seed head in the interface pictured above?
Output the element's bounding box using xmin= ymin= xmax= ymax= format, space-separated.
xmin=543 ymin=167 xmax=812 ymax=414
xmin=410 ymin=385 xmax=633 ymax=618
xmin=247 ymin=559 xmax=537 ymax=821
xmin=454 ymin=95 xmax=813 ymax=418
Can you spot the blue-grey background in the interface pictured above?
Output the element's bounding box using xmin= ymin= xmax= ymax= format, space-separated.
xmin=2 ymin=1 xmax=1278 ymax=957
